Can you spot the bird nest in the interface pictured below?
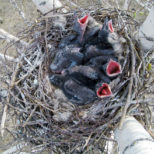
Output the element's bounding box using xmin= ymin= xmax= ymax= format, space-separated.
xmin=2 ymin=8 xmax=153 ymax=153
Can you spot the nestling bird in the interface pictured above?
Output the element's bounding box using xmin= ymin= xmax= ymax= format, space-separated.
xmin=102 ymin=59 xmax=121 ymax=77
xmin=63 ymin=79 xmax=96 ymax=105
xmin=73 ymin=14 xmax=89 ymax=44
xmin=98 ymin=17 xmax=124 ymax=58
xmin=49 ymin=74 xmax=96 ymax=105
xmin=50 ymin=45 xmax=84 ymax=73
xmin=97 ymin=17 xmax=114 ymax=49
xmin=84 ymin=45 xmax=115 ymax=61
xmin=86 ymin=55 xmax=118 ymax=67
xmin=58 ymin=34 xmax=78 ymax=49
xmin=64 ymin=65 xmax=111 ymax=85
xmin=96 ymin=82 xmax=112 ymax=98
xmin=49 ymin=14 xmax=123 ymax=105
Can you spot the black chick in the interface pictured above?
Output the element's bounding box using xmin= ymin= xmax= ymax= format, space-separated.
xmin=63 ymin=79 xmax=96 ymax=105
xmin=97 ymin=17 xmax=114 ymax=49
xmin=73 ymin=15 xmax=102 ymax=45
xmin=81 ymin=16 xmax=102 ymax=45
xmin=58 ymin=15 xmax=89 ymax=48
xmin=64 ymin=65 xmax=111 ymax=86
xmin=58 ymin=34 xmax=78 ymax=49
xmin=96 ymin=82 xmax=112 ymax=98
xmin=50 ymin=45 xmax=84 ymax=73
xmin=49 ymin=74 xmax=96 ymax=105
xmin=84 ymin=45 xmax=115 ymax=62
xmin=73 ymin=14 xmax=89 ymax=44
xmin=86 ymin=55 xmax=118 ymax=67
xmin=101 ymin=59 xmax=122 ymax=77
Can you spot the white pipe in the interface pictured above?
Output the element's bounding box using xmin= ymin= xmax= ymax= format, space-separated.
xmin=114 ymin=116 xmax=154 ymax=154
xmin=138 ymin=7 xmax=154 ymax=51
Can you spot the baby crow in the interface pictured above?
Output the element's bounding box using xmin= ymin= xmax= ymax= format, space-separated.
xmin=58 ymin=34 xmax=78 ymax=49
xmin=63 ymin=79 xmax=96 ymax=105
xmin=96 ymin=82 xmax=112 ymax=98
xmin=86 ymin=55 xmax=118 ymax=67
xmin=82 ymin=16 xmax=102 ymax=45
xmin=73 ymin=15 xmax=102 ymax=45
xmin=98 ymin=17 xmax=114 ymax=49
xmin=64 ymin=65 xmax=111 ymax=85
xmin=49 ymin=74 xmax=66 ymax=88
xmin=50 ymin=45 xmax=84 ymax=73
xmin=98 ymin=17 xmax=123 ymax=57
xmin=73 ymin=14 xmax=89 ymax=44
xmin=49 ymin=74 xmax=96 ymax=105
xmin=102 ymin=59 xmax=121 ymax=77
xmin=84 ymin=45 xmax=115 ymax=61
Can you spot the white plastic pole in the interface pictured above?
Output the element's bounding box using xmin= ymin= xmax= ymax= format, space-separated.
xmin=114 ymin=116 xmax=154 ymax=154
xmin=138 ymin=7 xmax=154 ymax=51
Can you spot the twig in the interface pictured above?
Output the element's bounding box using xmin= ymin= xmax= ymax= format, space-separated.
xmin=1 ymin=59 xmax=22 ymax=137
xmin=23 ymin=105 xmax=38 ymax=127
xmin=123 ymin=0 xmax=132 ymax=10
xmin=0 ymin=53 xmax=19 ymax=62
xmin=119 ymin=34 xmax=136 ymax=128
xmin=0 ymin=28 xmax=28 ymax=48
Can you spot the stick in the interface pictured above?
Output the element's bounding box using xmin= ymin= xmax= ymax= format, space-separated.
xmin=1 ymin=60 xmax=21 ymax=137
xmin=0 ymin=28 xmax=28 ymax=47
xmin=0 ymin=53 xmax=19 ymax=63
xmin=119 ymin=34 xmax=136 ymax=129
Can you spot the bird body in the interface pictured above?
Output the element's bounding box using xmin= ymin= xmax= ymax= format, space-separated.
xmin=49 ymin=14 xmax=123 ymax=105
xmin=64 ymin=79 xmax=96 ymax=105
xmin=50 ymin=45 xmax=84 ymax=73
xmin=84 ymin=45 xmax=115 ymax=61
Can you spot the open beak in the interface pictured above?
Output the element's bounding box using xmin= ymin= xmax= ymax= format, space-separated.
xmin=108 ymin=20 xmax=114 ymax=33
xmin=106 ymin=59 xmax=121 ymax=77
xmin=102 ymin=18 xmax=114 ymax=33
xmin=97 ymin=83 xmax=112 ymax=98
xmin=77 ymin=15 xmax=89 ymax=42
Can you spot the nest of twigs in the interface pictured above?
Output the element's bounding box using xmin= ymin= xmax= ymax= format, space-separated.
xmin=1 ymin=8 xmax=153 ymax=153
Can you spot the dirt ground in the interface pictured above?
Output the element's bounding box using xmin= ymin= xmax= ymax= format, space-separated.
xmin=0 ymin=0 xmax=153 ymax=153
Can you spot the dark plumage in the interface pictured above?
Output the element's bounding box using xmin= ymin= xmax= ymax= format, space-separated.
xmin=86 ymin=55 xmax=117 ymax=67
xmin=49 ymin=74 xmax=96 ymax=105
xmin=64 ymin=65 xmax=111 ymax=85
xmin=98 ymin=17 xmax=114 ymax=49
xmin=64 ymin=79 xmax=96 ymax=105
xmin=84 ymin=45 xmax=115 ymax=61
xmin=50 ymin=45 xmax=84 ymax=73
xmin=58 ymin=34 xmax=78 ymax=49
xmin=49 ymin=74 xmax=66 ymax=88
xmin=49 ymin=15 xmax=123 ymax=105
xmin=73 ymin=15 xmax=89 ymax=44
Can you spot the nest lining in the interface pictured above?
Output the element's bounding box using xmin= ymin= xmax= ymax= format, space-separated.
xmin=2 ymin=8 xmax=153 ymax=153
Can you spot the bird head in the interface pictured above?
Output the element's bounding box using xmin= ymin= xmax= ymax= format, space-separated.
xmin=73 ymin=14 xmax=89 ymax=43
xmin=96 ymin=83 xmax=112 ymax=98
xmin=98 ymin=17 xmax=114 ymax=44
xmin=106 ymin=59 xmax=121 ymax=77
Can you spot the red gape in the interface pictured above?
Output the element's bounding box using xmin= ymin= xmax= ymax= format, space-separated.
xmin=78 ymin=15 xmax=89 ymax=24
xmin=108 ymin=20 xmax=114 ymax=33
xmin=78 ymin=15 xmax=89 ymax=41
xmin=97 ymin=83 xmax=112 ymax=98
xmin=106 ymin=59 xmax=121 ymax=77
